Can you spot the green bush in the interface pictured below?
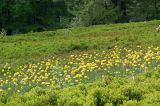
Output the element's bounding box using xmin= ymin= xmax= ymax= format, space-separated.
xmin=1 ymin=69 xmax=159 ymax=106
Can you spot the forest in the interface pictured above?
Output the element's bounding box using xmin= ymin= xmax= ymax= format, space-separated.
xmin=0 ymin=0 xmax=160 ymax=35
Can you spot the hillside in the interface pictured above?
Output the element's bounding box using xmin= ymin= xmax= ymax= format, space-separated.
xmin=0 ymin=20 xmax=160 ymax=66
xmin=0 ymin=20 xmax=160 ymax=106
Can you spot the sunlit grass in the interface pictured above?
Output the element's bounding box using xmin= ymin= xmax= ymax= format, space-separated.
xmin=1 ymin=46 xmax=160 ymax=94
xmin=0 ymin=20 xmax=160 ymax=66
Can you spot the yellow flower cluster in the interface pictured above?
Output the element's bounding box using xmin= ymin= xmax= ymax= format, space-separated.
xmin=1 ymin=46 xmax=160 ymax=93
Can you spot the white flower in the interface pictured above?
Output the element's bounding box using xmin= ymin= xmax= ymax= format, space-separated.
xmin=156 ymin=25 xmax=160 ymax=32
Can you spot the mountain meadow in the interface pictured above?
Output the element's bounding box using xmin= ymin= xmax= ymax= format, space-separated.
xmin=0 ymin=20 xmax=160 ymax=106
xmin=1 ymin=0 xmax=160 ymax=105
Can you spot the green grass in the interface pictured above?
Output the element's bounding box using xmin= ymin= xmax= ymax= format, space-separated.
xmin=0 ymin=20 xmax=160 ymax=106
xmin=0 ymin=20 xmax=160 ymax=66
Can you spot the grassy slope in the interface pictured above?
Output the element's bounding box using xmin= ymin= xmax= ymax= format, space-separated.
xmin=0 ymin=20 xmax=160 ymax=106
xmin=0 ymin=20 xmax=160 ymax=66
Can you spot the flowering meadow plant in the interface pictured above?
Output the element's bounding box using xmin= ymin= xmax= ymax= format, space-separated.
xmin=1 ymin=46 xmax=160 ymax=94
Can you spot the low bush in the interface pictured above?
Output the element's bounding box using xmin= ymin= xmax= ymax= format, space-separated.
xmin=0 ymin=69 xmax=159 ymax=106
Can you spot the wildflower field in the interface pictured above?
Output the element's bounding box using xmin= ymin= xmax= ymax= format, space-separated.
xmin=0 ymin=20 xmax=160 ymax=105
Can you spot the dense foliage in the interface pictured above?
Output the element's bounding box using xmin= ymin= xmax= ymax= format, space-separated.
xmin=0 ymin=68 xmax=160 ymax=106
xmin=0 ymin=0 xmax=160 ymax=34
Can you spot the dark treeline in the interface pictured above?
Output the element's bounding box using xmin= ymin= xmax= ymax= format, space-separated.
xmin=0 ymin=0 xmax=160 ymax=35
